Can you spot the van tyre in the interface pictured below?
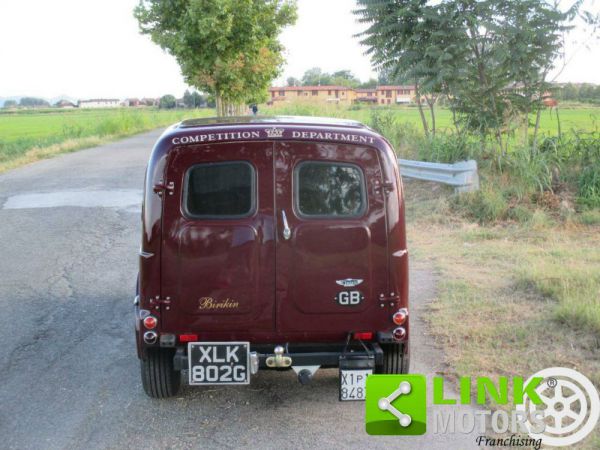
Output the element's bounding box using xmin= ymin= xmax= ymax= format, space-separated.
xmin=378 ymin=343 xmax=409 ymax=374
xmin=141 ymin=348 xmax=180 ymax=398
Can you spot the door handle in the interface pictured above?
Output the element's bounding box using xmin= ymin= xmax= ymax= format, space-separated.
xmin=281 ymin=210 xmax=291 ymax=240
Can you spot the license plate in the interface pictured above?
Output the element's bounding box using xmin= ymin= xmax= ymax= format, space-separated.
xmin=339 ymin=369 xmax=372 ymax=401
xmin=188 ymin=342 xmax=250 ymax=385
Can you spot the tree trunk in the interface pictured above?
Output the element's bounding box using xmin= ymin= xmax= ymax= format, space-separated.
xmin=415 ymin=82 xmax=430 ymax=139
xmin=449 ymin=95 xmax=460 ymax=134
xmin=216 ymin=94 xmax=226 ymax=117
xmin=532 ymin=103 xmax=542 ymax=151
xmin=427 ymin=96 xmax=437 ymax=137
xmin=468 ymin=25 xmax=503 ymax=156
xmin=215 ymin=94 xmax=246 ymax=117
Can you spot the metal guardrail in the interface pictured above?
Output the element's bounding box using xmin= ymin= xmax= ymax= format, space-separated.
xmin=398 ymin=159 xmax=480 ymax=193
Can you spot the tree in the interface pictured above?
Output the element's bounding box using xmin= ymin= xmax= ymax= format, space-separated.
xmin=183 ymin=90 xmax=194 ymax=108
xmin=134 ymin=1 xmax=297 ymax=116
xmin=2 ymin=100 xmax=17 ymax=109
xmin=299 ymin=68 xmax=361 ymax=87
xmin=377 ymin=67 xmax=410 ymax=86
xmin=159 ymin=95 xmax=176 ymax=109
xmin=356 ymin=0 xmax=588 ymax=154
xmin=191 ymin=91 xmax=205 ymax=108
xmin=358 ymin=78 xmax=378 ymax=89
xmin=19 ymin=97 xmax=49 ymax=108
xmin=356 ymin=0 xmax=456 ymax=138
xmin=286 ymin=76 xmax=300 ymax=86
xmin=301 ymin=67 xmax=331 ymax=86
xmin=331 ymin=70 xmax=361 ymax=87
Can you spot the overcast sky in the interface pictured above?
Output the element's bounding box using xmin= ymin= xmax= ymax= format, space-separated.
xmin=0 ymin=0 xmax=598 ymax=100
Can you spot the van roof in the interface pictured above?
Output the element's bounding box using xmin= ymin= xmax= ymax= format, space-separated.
xmin=179 ymin=115 xmax=366 ymax=130
xmin=148 ymin=115 xmax=397 ymax=187
xmin=152 ymin=115 xmax=394 ymax=154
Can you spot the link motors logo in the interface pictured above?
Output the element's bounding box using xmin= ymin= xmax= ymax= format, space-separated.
xmin=516 ymin=367 xmax=600 ymax=447
xmin=365 ymin=368 xmax=599 ymax=447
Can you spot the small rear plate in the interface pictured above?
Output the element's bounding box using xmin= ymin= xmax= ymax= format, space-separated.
xmin=188 ymin=342 xmax=250 ymax=385
xmin=339 ymin=369 xmax=372 ymax=401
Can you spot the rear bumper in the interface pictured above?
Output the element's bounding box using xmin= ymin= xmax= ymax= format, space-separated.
xmin=173 ymin=342 xmax=386 ymax=371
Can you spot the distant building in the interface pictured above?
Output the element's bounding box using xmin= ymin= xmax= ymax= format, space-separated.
xmin=375 ymin=86 xmax=416 ymax=105
xmin=268 ymin=85 xmax=356 ymax=105
xmin=268 ymin=85 xmax=417 ymax=105
xmin=354 ymin=88 xmax=377 ymax=103
xmin=78 ymin=99 xmax=121 ymax=109
xmin=140 ymin=98 xmax=159 ymax=107
xmin=126 ymin=98 xmax=141 ymax=107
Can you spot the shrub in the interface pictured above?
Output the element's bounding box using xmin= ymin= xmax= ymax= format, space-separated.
xmin=368 ymin=110 xmax=423 ymax=157
xmin=577 ymin=163 xmax=600 ymax=208
xmin=527 ymin=209 xmax=555 ymax=229
xmin=507 ymin=205 xmax=533 ymax=222
xmin=452 ymin=186 xmax=509 ymax=223
xmin=369 ymin=109 xmax=393 ymax=130
xmin=503 ymin=145 xmax=559 ymax=197
xmin=417 ymin=133 xmax=478 ymax=163
xmin=579 ymin=209 xmax=600 ymax=225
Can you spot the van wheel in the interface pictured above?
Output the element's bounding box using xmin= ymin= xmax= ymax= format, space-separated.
xmin=140 ymin=348 xmax=181 ymax=398
xmin=378 ymin=343 xmax=409 ymax=374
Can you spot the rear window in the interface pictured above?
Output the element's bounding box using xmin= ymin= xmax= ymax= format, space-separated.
xmin=185 ymin=162 xmax=255 ymax=218
xmin=295 ymin=161 xmax=366 ymax=217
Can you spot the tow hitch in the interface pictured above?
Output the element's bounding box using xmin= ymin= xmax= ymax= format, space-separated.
xmin=265 ymin=345 xmax=292 ymax=368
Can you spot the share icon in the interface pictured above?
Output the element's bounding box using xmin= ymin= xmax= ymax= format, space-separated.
xmin=377 ymin=381 xmax=413 ymax=427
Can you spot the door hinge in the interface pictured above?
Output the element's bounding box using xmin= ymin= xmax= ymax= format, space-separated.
xmin=149 ymin=296 xmax=172 ymax=310
xmin=153 ymin=181 xmax=175 ymax=196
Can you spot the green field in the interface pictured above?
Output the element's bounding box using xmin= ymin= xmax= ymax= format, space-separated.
xmin=262 ymin=103 xmax=600 ymax=135
xmin=0 ymin=107 xmax=214 ymax=143
xmin=1 ymin=103 xmax=598 ymax=173
xmin=0 ymin=107 xmax=213 ymax=172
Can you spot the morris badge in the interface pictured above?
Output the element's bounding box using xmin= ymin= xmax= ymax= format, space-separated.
xmin=336 ymin=278 xmax=364 ymax=287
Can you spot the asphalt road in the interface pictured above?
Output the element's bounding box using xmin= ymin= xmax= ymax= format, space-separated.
xmin=0 ymin=129 xmax=479 ymax=449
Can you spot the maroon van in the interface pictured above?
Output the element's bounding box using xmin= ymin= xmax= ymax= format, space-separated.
xmin=135 ymin=116 xmax=409 ymax=400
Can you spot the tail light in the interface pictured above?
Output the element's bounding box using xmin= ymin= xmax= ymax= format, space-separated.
xmin=143 ymin=315 xmax=157 ymax=329
xmin=178 ymin=334 xmax=198 ymax=343
xmin=353 ymin=331 xmax=374 ymax=341
xmin=392 ymin=327 xmax=407 ymax=341
xmin=392 ymin=308 xmax=408 ymax=326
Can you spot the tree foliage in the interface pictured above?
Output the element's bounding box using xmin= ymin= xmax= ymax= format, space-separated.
xmin=554 ymin=83 xmax=600 ymax=104
xmin=355 ymin=0 xmax=593 ymax=153
xmin=299 ymin=67 xmax=361 ymax=87
xmin=134 ymin=0 xmax=297 ymax=116
xmin=286 ymin=76 xmax=300 ymax=86
xmin=159 ymin=94 xmax=177 ymax=109
xmin=183 ymin=89 xmax=194 ymax=108
xmin=192 ymin=91 xmax=205 ymax=107
xmin=19 ymin=97 xmax=50 ymax=108
xmin=358 ymin=78 xmax=379 ymax=89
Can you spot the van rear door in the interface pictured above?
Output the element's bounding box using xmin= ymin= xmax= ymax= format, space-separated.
xmin=274 ymin=141 xmax=389 ymax=335
xmin=160 ymin=142 xmax=275 ymax=333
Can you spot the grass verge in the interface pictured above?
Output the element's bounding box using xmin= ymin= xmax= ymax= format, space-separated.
xmin=405 ymin=180 xmax=600 ymax=449
xmin=0 ymin=108 xmax=214 ymax=173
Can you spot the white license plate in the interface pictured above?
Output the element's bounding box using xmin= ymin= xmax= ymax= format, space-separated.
xmin=339 ymin=369 xmax=372 ymax=401
xmin=188 ymin=342 xmax=250 ymax=385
